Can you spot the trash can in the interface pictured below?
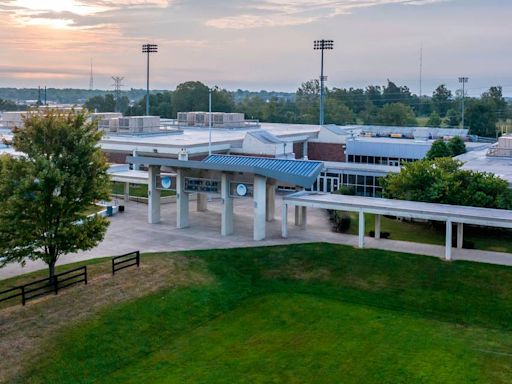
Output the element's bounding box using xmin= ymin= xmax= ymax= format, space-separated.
xmin=119 ymin=205 xmax=125 ymax=213
xmin=106 ymin=206 xmax=113 ymax=217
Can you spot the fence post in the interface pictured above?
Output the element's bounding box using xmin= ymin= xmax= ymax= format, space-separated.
xmin=137 ymin=251 xmax=140 ymax=268
xmin=21 ymin=286 xmax=25 ymax=306
xmin=84 ymin=266 xmax=88 ymax=285
xmin=54 ymin=276 xmax=59 ymax=295
xmin=112 ymin=259 xmax=115 ymax=275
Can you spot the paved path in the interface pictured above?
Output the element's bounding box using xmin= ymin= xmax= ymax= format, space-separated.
xmin=1 ymin=195 xmax=511 ymax=279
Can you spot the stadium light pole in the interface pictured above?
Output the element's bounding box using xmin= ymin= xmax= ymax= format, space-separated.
xmin=142 ymin=43 xmax=158 ymax=116
xmin=208 ymin=88 xmax=212 ymax=156
xmin=314 ymin=39 xmax=334 ymax=126
xmin=458 ymin=77 xmax=469 ymax=128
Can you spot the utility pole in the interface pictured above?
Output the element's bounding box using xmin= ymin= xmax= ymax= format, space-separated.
xmin=89 ymin=58 xmax=94 ymax=91
xmin=458 ymin=77 xmax=469 ymax=128
xmin=142 ymin=43 xmax=158 ymax=116
xmin=313 ymin=40 xmax=334 ymax=126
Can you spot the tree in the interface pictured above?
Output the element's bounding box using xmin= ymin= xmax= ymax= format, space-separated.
xmin=84 ymin=94 xmax=116 ymax=113
xmin=466 ymin=100 xmax=498 ymax=137
xmin=447 ymin=136 xmax=466 ymax=156
xmin=426 ymin=139 xmax=452 ymax=159
xmin=381 ymin=158 xmax=512 ymax=209
xmin=426 ymin=111 xmax=442 ymax=127
xmin=445 ymin=108 xmax=461 ymax=127
xmin=172 ymin=81 xmax=209 ymax=114
xmin=0 ymin=110 xmax=111 ymax=280
xmin=432 ymin=85 xmax=452 ymax=117
xmin=376 ymin=103 xmax=417 ymax=126
xmin=325 ymin=98 xmax=354 ymax=125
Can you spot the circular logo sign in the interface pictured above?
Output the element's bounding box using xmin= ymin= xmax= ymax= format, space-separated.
xmin=236 ymin=183 xmax=248 ymax=196
xmin=161 ymin=176 xmax=172 ymax=189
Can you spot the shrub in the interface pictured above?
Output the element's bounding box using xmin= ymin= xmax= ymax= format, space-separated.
xmin=332 ymin=211 xmax=351 ymax=233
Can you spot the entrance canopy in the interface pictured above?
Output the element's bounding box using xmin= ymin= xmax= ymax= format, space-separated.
xmin=127 ymin=154 xmax=323 ymax=188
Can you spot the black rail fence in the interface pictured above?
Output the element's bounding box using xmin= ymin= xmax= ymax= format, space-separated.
xmin=0 ymin=266 xmax=87 ymax=306
xmin=112 ymin=251 xmax=140 ymax=275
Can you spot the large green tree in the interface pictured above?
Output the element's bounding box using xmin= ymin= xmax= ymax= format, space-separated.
xmin=432 ymin=85 xmax=453 ymax=117
xmin=0 ymin=110 xmax=110 ymax=279
xmin=381 ymin=158 xmax=512 ymax=209
xmin=376 ymin=103 xmax=417 ymax=126
xmin=426 ymin=139 xmax=452 ymax=159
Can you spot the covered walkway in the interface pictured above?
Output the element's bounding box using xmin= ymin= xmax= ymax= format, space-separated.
xmin=282 ymin=191 xmax=512 ymax=260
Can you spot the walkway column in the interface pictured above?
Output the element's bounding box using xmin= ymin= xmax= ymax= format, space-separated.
xmin=300 ymin=206 xmax=307 ymax=229
xmin=358 ymin=211 xmax=365 ymax=248
xmin=445 ymin=220 xmax=453 ymax=261
xmin=281 ymin=203 xmax=288 ymax=238
xmin=148 ymin=165 xmax=161 ymax=224
xmin=253 ymin=175 xmax=267 ymax=241
xmin=124 ymin=182 xmax=130 ymax=204
xmin=176 ymin=169 xmax=189 ymax=229
xmin=303 ymin=141 xmax=308 ymax=160
xmin=457 ymin=223 xmax=464 ymax=249
xmin=295 ymin=206 xmax=302 ymax=226
xmin=221 ymin=173 xmax=234 ymax=236
xmin=197 ymin=193 xmax=208 ymax=212
xmin=266 ymin=184 xmax=276 ymax=222
xmin=375 ymin=214 xmax=381 ymax=240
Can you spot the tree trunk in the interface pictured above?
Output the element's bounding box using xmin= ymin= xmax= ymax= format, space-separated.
xmin=48 ymin=260 xmax=56 ymax=285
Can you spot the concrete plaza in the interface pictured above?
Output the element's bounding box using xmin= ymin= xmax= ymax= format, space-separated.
xmin=1 ymin=194 xmax=512 ymax=279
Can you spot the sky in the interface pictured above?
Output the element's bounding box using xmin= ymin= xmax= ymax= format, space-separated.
xmin=0 ymin=0 xmax=511 ymax=96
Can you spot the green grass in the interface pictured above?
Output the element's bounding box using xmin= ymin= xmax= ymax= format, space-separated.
xmin=111 ymin=182 xmax=175 ymax=198
xmin=15 ymin=244 xmax=512 ymax=383
xmin=346 ymin=212 xmax=512 ymax=253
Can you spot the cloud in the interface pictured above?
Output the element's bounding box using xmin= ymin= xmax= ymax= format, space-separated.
xmin=206 ymin=0 xmax=450 ymax=29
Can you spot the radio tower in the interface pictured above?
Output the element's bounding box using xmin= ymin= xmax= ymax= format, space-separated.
xmin=112 ymin=76 xmax=124 ymax=112
xmin=89 ymin=58 xmax=94 ymax=91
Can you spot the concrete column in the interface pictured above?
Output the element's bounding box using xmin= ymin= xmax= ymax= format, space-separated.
xmin=266 ymin=184 xmax=276 ymax=222
xmin=358 ymin=211 xmax=365 ymax=248
xmin=197 ymin=193 xmax=208 ymax=212
xmin=456 ymin=223 xmax=464 ymax=249
xmin=124 ymin=182 xmax=130 ymax=204
xmin=176 ymin=169 xmax=189 ymax=229
xmin=300 ymin=206 xmax=307 ymax=230
xmin=253 ymin=175 xmax=267 ymax=241
xmin=303 ymin=141 xmax=309 ymax=160
xmin=148 ymin=165 xmax=161 ymax=224
xmin=132 ymin=149 xmax=140 ymax=170
xmin=445 ymin=220 xmax=453 ymax=261
xmin=221 ymin=173 xmax=234 ymax=236
xmin=294 ymin=206 xmax=302 ymax=226
xmin=375 ymin=214 xmax=381 ymax=240
xmin=281 ymin=203 xmax=288 ymax=238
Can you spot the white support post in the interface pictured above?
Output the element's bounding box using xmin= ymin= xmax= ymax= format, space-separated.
xmin=375 ymin=214 xmax=381 ymax=240
xmin=197 ymin=193 xmax=208 ymax=212
xmin=148 ymin=165 xmax=161 ymax=224
xmin=294 ymin=206 xmax=302 ymax=226
xmin=221 ymin=173 xmax=234 ymax=236
xmin=176 ymin=169 xmax=189 ymax=229
xmin=266 ymin=184 xmax=276 ymax=222
xmin=358 ymin=211 xmax=365 ymax=248
xmin=300 ymin=206 xmax=307 ymax=229
xmin=281 ymin=203 xmax=288 ymax=238
xmin=303 ymin=141 xmax=308 ymax=160
xmin=445 ymin=220 xmax=453 ymax=261
xmin=253 ymin=175 xmax=267 ymax=241
xmin=124 ymin=182 xmax=130 ymax=204
xmin=456 ymin=223 xmax=464 ymax=249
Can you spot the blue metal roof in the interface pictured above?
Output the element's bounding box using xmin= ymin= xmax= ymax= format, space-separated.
xmin=127 ymin=154 xmax=324 ymax=188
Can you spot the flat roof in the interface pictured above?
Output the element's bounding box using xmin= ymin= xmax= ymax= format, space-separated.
xmin=457 ymin=148 xmax=512 ymax=186
xmin=323 ymin=161 xmax=400 ymax=174
xmin=284 ymin=191 xmax=512 ymax=229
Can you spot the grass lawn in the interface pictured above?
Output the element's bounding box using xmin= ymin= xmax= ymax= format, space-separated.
xmin=111 ymin=182 xmax=175 ymax=198
xmin=7 ymin=243 xmax=512 ymax=383
xmin=346 ymin=212 xmax=512 ymax=253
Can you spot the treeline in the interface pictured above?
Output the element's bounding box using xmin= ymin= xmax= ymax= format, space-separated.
xmin=83 ymin=80 xmax=511 ymax=137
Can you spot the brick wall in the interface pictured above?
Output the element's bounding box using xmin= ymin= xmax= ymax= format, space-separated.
xmin=307 ymin=142 xmax=345 ymax=162
xmin=104 ymin=151 xmax=131 ymax=164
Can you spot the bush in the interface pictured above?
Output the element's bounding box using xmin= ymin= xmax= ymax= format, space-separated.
xmin=369 ymin=230 xmax=391 ymax=239
xmin=332 ymin=211 xmax=351 ymax=233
